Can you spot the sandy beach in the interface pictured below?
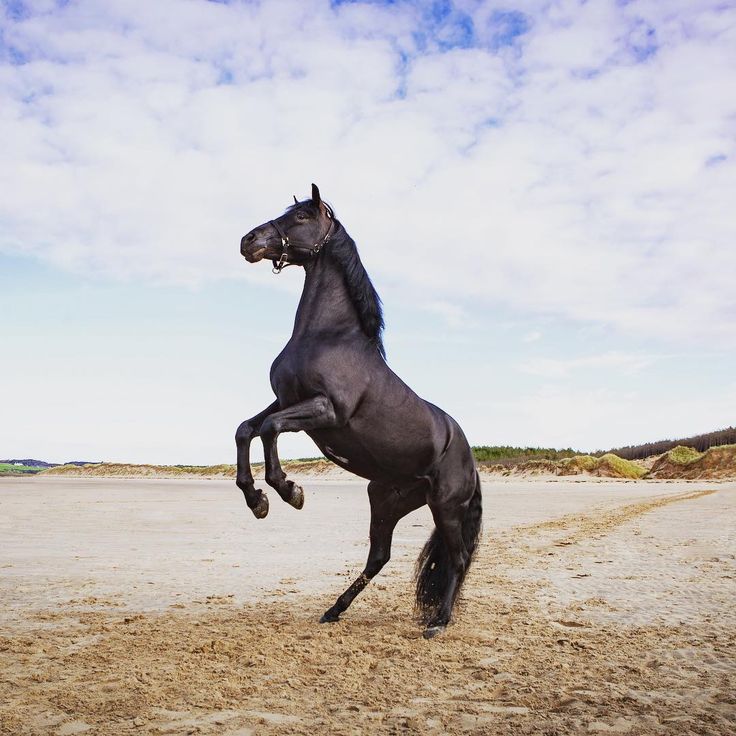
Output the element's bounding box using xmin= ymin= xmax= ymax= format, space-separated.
xmin=1 ymin=476 xmax=734 ymax=735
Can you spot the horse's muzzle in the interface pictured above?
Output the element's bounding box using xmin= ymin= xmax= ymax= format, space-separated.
xmin=243 ymin=246 xmax=267 ymax=263
xmin=240 ymin=234 xmax=266 ymax=263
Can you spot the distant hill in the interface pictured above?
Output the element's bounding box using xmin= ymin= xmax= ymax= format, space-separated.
xmin=0 ymin=458 xmax=58 ymax=468
xmin=0 ymin=458 xmax=99 ymax=468
xmin=603 ymin=426 xmax=736 ymax=461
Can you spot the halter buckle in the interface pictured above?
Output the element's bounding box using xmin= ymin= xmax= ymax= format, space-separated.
xmin=272 ymin=236 xmax=289 ymax=274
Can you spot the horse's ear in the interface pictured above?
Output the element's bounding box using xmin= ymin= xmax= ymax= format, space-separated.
xmin=311 ymin=183 xmax=321 ymax=205
xmin=293 ymin=195 xmax=299 ymax=205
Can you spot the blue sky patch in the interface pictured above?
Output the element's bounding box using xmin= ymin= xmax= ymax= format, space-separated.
xmin=0 ymin=29 xmax=29 ymax=65
xmin=705 ymin=153 xmax=727 ymax=167
xmin=3 ymin=0 xmax=29 ymax=21
xmin=627 ymin=20 xmax=657 ymax=62
xmin=217 ymin=68 xmax=234 ymax=85
xmin=434 ymin=10 xmax=474 ymax=50
xmin=488 ymin=9 xmax=530 ymax=50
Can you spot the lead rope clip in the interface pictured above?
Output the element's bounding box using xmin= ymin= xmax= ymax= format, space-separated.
xmin=272 ymin=236 xmax=289 ymax=274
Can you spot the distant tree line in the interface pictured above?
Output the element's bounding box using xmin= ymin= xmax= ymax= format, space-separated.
xmin=472 ymin=446 xmax=578 ymax=467
xmin=0 ymin=458 xmax=56 ymax=468
xmin=602 ymin=426 xmax=736 ymax=461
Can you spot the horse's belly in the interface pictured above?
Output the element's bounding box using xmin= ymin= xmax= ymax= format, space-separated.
xmin=307 ymin=430 xmax=378 ymax=480
xmin=308 ymin=419 xmax=440 ymax=483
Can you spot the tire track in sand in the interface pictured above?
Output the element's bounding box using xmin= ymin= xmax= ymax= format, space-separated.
xmin=504 ymin=488 xmax=718 ymax=556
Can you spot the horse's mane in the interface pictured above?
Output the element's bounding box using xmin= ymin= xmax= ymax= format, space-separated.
xmin=286 ymin=201 xmax=385 ymax=357
xmin=327 ymin=222 xmax=386 ymax=358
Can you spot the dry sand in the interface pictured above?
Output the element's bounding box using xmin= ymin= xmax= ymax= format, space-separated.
xmin=1 ymin=476 xmax=734 ymax=735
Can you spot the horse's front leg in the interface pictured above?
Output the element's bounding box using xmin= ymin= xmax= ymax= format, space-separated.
xmin=259 ymin=395 xmax=339 ymax=509
xmin=235 ymin=401 xmax=279 ymax=519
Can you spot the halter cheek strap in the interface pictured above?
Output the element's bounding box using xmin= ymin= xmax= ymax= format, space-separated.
xmin=269 ymin=219 xmax=291 ymax=274
xmin=269 ymin=209 xmax=336 ymax=274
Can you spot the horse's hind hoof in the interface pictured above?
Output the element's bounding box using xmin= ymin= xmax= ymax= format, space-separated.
xmin=287 ymin=482 xmax=304 ymax=510
xmin=422 ymin=625 xmax=446 ymax=640
xmin=251 ymin=493 xmax=269 ymax=519
xmin=319 ymin=610 xmax=340 ymax=624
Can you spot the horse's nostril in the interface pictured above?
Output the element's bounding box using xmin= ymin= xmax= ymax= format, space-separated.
xmin=244 ymin=232 xmax=255 ymax=243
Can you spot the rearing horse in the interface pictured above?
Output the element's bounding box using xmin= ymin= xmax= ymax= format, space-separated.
xmin=237 ymin=185 xmax=481 ymax=638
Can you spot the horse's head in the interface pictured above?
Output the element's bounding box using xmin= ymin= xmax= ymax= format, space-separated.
xmin=240 ymin=184 xmax=335 ymax=273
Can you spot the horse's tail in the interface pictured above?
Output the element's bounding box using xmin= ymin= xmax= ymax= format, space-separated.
xmin=414 ymin=472 xmax=482 ymax=623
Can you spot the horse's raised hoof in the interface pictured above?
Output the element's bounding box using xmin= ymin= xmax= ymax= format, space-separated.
xmin=251 ymin=493 xmax=269 ymax=519
xmin=287 ymin=481 xmax=304 ymax=510
xmin=422 ymin=625 xmax=446 ymax=640
xmin=319 ymin=610 xmax=340 ymax=623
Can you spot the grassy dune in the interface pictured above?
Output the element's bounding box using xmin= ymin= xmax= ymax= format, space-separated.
xmin=648 ymin=444 xmax=736 ymax=479
xmin=40 ymin=459 xmax=338 ymax=479
xmin=42 ymin=463 xmax=235 ymax=478
xmin=559 ymin=453 xmax=648 ymax=479
xmin=0 ymin=462 xmax=43 ymax=476
xmin=482 ymin=453 xmax=647 ymax=479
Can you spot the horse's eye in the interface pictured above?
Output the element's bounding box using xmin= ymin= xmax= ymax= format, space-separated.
xmin=296 ymin=211 xmax=308 ymax=221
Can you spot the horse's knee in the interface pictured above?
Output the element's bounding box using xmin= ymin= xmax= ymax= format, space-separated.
xmin=235 ymin=421 xmax=254 ymax=445
xmin=365 ymin=549 xmax=390 ymax=578
xmin=259 ymin=417 xmax=277 ymax=442
xmin=365 ymin=558 xmax=388 ymax=578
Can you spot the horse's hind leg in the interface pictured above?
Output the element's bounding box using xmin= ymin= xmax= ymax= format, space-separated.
xmin=421 ymin=504 xmax=469 ymax=638
xmin=235 ymin=401 xmax=279 ymax=519
xmin=416 ymin=464 xmax=481 ymax=639
xmin=259 ymin=396 xmax=339 ymax=509
xmin=320 ymin=481 xmax=424 ymax=623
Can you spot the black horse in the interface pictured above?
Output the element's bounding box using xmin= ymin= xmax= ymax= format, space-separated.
xmin=237 ymin=185 xmax=481 ymax=638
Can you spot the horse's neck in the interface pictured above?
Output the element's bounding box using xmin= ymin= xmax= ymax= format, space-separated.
xmin=292 ymin=253 xmax=359 ymax=341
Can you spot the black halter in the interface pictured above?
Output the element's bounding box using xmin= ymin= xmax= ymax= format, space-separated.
xmin=269 ymin=206 xmax=336 ymax=274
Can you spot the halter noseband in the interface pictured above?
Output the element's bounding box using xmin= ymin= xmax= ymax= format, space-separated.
xmin=269 ymin=206 xmax=335 ymax=274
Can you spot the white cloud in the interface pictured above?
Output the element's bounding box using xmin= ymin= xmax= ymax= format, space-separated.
xmin=1 ymin=0 xmax=735 ymax=343
xmin=421 ymin=299 xmax=471 ymax=328
xmin=521 ymin=330 xmax=542 ymax=343
xmin=520 ymin=351 xmax=655 ymax=378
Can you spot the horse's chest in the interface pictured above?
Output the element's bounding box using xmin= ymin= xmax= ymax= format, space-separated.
xmin=269 ymin=350 xmax=314 ymax=404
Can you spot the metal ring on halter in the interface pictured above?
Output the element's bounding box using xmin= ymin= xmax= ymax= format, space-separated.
xmin=272 ymin=251 xmax=288 ymax=274
xmin=269 ymin=220 xmax=290 ymax=274
xmin=272 ymin=235 xmax=289 ymax=273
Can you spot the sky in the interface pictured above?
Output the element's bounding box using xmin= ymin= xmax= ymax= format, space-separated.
xmin=1 ymin=0 xmax=735 ymax=464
